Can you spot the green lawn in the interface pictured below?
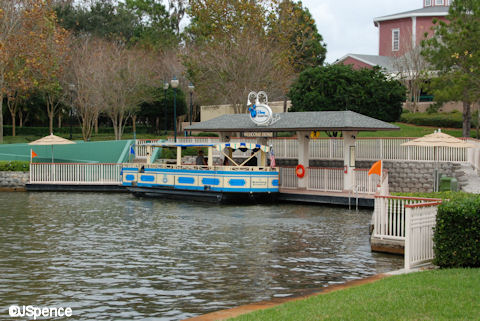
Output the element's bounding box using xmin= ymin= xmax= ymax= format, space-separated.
xmin=230 ymin=269 xmax=480 ymax=321
xmin=1 ymin=123 xmax=478 ymax=144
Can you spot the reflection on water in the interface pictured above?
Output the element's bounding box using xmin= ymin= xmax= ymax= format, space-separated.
xmin=0 ymin=192 xmax=402 ymax=320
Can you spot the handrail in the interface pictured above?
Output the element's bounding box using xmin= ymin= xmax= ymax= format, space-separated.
xmin=375 ymin=195 xmax=442 ymax=201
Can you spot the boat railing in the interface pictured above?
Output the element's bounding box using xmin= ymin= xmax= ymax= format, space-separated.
xmin=127 ymin=163 xmax=279 ymax=172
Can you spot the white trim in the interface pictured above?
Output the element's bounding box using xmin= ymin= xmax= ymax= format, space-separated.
xmin=435 ymin=0 xmax=444 ymax=5
xmin=412 ymin=17 xmax=417 ymax=48
xmin=425 ymin=0 xmax=432 ymax=7
xmin=374 ymin=11 xmax=448 ymax=25
xmin=392 ymin=28 xmax=400 ymax=52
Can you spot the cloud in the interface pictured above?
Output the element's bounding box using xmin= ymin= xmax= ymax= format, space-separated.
xmin=302 ymin=0 xmax=423 ymax=63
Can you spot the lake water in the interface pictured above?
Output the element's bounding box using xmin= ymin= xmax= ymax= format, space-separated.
xmin=0 ymin=192 xmax=402 ymax=320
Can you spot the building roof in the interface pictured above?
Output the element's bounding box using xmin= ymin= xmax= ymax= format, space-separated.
xmin=186 ymin=111 xmax=399 ymax=133
xmin=338 ymin=54 xmax=397 ymax=73
xmin=374 ymin=6 xmax=449 ymax=25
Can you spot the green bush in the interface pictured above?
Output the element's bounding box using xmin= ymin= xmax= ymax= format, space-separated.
xmin=195 ymin=132 xmax=218 ymax=137
xmin=400 ymin=112 xmax=465 ymax=128
xmin=0 ymin=161 xmax=30 ymax=171
xmin=433 ymin=195 xmax=480 ymax=267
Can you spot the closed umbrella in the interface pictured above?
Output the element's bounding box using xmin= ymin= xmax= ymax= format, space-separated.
xmin=29 ymin=133 xmax=75 ymax=163
xmin=401 ymin=129 xmax=474 ymax=191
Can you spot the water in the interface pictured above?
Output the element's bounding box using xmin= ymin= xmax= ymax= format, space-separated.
xmin=0 ymin=192 xmax=402 ymax=320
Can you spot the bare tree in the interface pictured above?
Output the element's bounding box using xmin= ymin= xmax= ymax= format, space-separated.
xmin=393 ymin=29 xmax=429 ymax=113
xmin=185 ymin=30 xmax=284 ymax=114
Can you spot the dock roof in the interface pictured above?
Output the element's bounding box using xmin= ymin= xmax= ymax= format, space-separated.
xmin=186 ymin=110 xmax=399 ymax=133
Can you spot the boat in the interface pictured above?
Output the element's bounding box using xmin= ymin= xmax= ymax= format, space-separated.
xmin=121 ymin=142 xmax=279 ymax=203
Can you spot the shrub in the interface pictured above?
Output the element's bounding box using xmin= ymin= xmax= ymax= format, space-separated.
xmin=433 ymin=195 xmax=480 ymax=267
xmin=0 ymin=161 xmax=30 ymax=171
xmin=195 ymin=132 xmax=218 ymax=137
xmin=400 ymin=112 xmax=465 ymax=128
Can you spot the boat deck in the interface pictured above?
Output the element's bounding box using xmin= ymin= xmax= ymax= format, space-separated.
xmin=278 ymin=188 xmax=375 ymax=208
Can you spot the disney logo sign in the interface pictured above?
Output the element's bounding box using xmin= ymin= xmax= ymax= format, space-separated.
xmin=247 ymin=91 xmax=276 ymax=126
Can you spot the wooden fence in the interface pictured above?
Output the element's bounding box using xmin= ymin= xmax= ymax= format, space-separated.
xmin=149 ymin=137 xmax=480 ymax=168
xmin=372 ymin=196 xmax=442 ymax=241
xmin=404 ymin=201 xmax=440 ymax=270
xmin=30 ymin=163 xmax=123 ymax=185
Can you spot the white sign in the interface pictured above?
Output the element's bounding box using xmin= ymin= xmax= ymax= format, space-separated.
xmin=243 ymin=132 xmax=273 ymax=137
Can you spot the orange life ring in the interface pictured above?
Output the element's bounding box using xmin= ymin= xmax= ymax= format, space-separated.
xmin=296 ymin=164 xmax=305 ymax=178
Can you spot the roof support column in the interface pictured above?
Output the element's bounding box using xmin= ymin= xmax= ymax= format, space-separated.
xmin=257 ymin=137 xmax=268 ymax=167
xmin=343 ymin=131 xmax=357 ymax=192
xmin=297 ymin=131 xmax=310 ymax=189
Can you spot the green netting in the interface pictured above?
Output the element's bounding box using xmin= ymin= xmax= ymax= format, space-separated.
xmin=0 ymin=140 xmax=134 ymax=163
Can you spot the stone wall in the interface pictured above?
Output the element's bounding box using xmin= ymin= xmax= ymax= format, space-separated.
xmin=277 ymin=159 xmax=463 ymax=193
xmin=0 ymin=171 xmax=29 ymax=190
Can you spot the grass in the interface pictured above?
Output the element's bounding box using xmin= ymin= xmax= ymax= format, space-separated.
xmin=230 ymin=269 xmax=480 ymax=321
xmin=1 ymin=122 xmax=478 ymax=144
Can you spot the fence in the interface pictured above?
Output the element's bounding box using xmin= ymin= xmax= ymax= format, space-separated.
xmin=30 ymin=163 xmax=123 ymax=185
xmin=404 ymin=201 xmax=440 ymax=270
xmin=308 ymin=167 xmax=344 ymax=192
xmin=372 ymin=196 xmax=442 ymax=241
xmin=150 ymin=137 xmax=480 ymax=167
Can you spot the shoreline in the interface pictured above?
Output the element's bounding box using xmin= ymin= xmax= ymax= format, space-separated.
xmin=183 ymin=273 xmax=389 ymax=321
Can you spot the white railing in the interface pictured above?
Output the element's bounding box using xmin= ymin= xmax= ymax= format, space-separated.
xmin=404 ymin=201 xmax=440 ymax=270
xmin=135 ymin=139 xmax=163 ymax=158
xmin=279 ymin=167 xmax=298 ymax=189
xmin=354 ymin=169 xmax=380 ymax=194
xmin=30 ymin=163 xmax=123 ymax=185
xmin=308 ymin=167 xmax=343 ymax=192
xmin=153 ymin=137 xmax=477 ymax=165
xmin=373 ymin=196 xmax=442 ymax=241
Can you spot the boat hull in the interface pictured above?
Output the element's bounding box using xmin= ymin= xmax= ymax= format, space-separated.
xmin=127 ymin=186 xmax=277 ymax=204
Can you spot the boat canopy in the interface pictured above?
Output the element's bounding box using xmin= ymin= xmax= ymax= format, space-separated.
xmin=216 ymin=142 xmax=270 ymax=153
xmin=146 ymin=142 xmax=270 ymax=152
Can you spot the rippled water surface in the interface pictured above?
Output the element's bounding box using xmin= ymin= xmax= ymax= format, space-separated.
xmin=0 ymin=192 xmax=402 ymax=320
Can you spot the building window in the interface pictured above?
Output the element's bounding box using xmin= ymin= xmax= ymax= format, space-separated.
xmin=392 ymin=29 xmax=400 ymax=51
xmin=425 ymin=0 xmax=432 ymax=6
xmin=435 ymin=0 xmax=443 ymax=5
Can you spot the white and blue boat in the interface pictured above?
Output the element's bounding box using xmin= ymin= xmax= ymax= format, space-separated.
xmin=122 ymin=142 xmax=279 ymax=203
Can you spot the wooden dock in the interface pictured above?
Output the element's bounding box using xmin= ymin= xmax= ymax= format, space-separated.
xmin=278 ymin=188 xmax=375 ymax=208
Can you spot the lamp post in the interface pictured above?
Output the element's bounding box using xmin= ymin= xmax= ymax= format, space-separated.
xmin=188 ymin=83 xmax=194 ymax=136
xmin=163 ymin=81 xmax=169 ymax=136
xmin=68 ymin=83 xmax=75 ymax=140
xmin=170 ymin=76 xmax=179 ymax=142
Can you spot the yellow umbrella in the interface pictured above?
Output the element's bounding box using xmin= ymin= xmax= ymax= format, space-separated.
xmin=401 ymin=130 xmax=474 ymax=148
xmin=401 ymin=129 xmax=474 ymax=191
xmin=29 ymin=133 xmax=75 ymax=163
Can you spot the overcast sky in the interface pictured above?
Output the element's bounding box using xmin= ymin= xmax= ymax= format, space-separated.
xmin=301 ymin=0 xmax=423 ymax=63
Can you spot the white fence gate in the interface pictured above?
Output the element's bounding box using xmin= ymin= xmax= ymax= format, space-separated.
xmin=404 ymin=202 xmax=440 ymax=270
xmin=30 ymin=163 xmax=123 ymax=185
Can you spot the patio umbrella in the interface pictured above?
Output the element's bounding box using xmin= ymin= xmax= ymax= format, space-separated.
xmin=401 ymin=129 xmax=474 ymax=191
xmin=29 ymin=133 xmax=75 ymax=163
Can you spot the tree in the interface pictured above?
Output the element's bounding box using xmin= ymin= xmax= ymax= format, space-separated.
xmin=184 ymin=0 xmax=284 ymax=113
xmin=0 ymin=0 xmax=26 ymax=143
xmin=422 ymin=0 xmax=480 ymax=137
xmin=288 ymin=64 xmax=405 ymax=122
xmin=269 ymin=0 xmax=327 ymax=111
xmin=20 ymin=0 xmax=71 ymax=134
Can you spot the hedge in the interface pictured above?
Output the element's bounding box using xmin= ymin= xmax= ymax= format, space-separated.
xmin=400 ymin=112 xmax=465 ymax=128
xmin=0 ymin=161 xmax=30 ymax=171
xmin=434 ymin=195 xmax=480 ymax=267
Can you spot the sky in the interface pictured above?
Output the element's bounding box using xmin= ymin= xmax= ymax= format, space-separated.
xmin=301 ymin=0 xmax=423 ymax=63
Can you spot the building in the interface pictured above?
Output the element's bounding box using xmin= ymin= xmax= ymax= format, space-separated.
xmin=337 ymin=1 xmax=450 ymax=70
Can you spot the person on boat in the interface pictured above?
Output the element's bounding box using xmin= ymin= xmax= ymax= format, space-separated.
xmin=223 ymin=157 xmax=229 ymax=166
xmin=245 ymin=151 xmax=257 ymax=166
xmin=196 ymin=150 xmax=207 ymax=165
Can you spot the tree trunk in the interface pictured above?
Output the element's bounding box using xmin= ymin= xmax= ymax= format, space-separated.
xmin=58 ymin=113 xmax=62 ymax=128
xmin=10 ymin=111 xmax=15 ymax=137
xmin=156 ymin=117 xmax=159 ymax=134
xmin=132 ymin=115 xmax=137 ymax=135
xmin=0 ymin=90 xmax=3 ymax=144
xmin=477 ymin=103 xmax=480 ymax=139
xmin=95 ymin=117 xmax=98 ymax=134
xmin=49 ymin=113 xmax=54 ymax=134
xmin=283 ymin=96 xmax=287 ymax=113
xmin=19 ymin=111 xmax=23 ymax=128
xmin=462 ymin=101 xmax=471 ymax=138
